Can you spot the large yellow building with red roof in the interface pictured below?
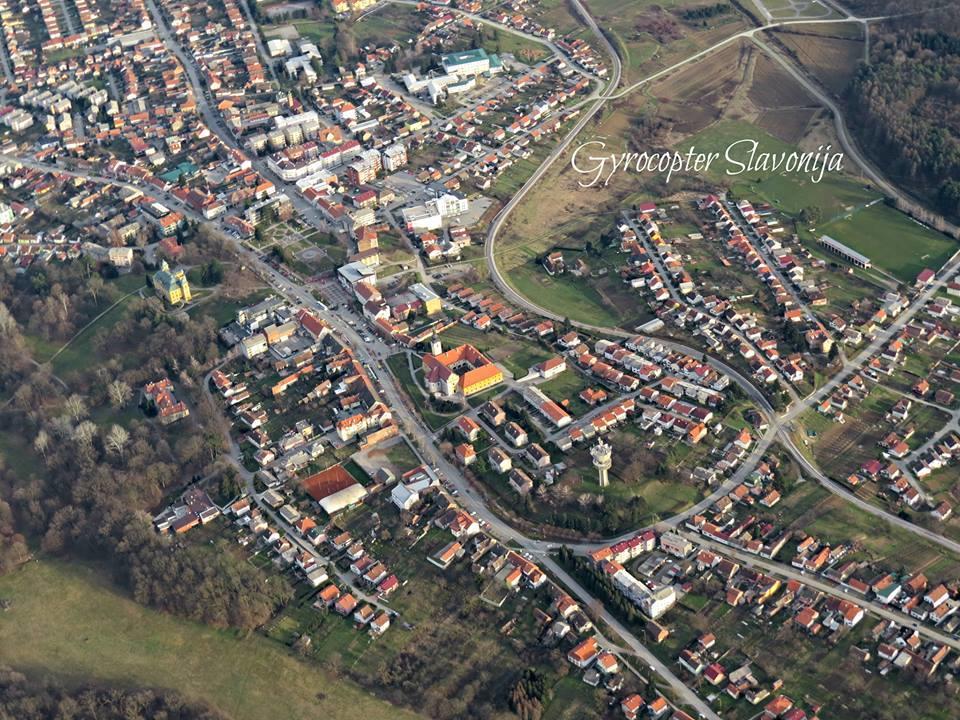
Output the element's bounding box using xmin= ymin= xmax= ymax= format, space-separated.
xmin=422 ymin=344 xmax=503 ymax=398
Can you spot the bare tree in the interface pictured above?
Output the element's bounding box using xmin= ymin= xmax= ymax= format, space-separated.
xmin=105 ymin=424 xmax=130 ymax=459
xmin=33 ymin=428 xmax=50 ymax=458
xmin=64 ymin=394 xmax=88 ymax=423
xmin=107 ymin=379 xmax=133 ymax=408
xmin=52 ymin=285 xmax=70 ymax=316
xmin=0 ymin=302 xmax=16 ymax=335
xmin=72 ymin=420 xmax=98 ymax=446
xmin=50 ymin=415 xmax=73 ymax=439
xmin=88 ymin=275 xmax=105 ymax=305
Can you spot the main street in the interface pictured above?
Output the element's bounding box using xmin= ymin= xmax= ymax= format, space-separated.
xmin=136 ymin=0 xmax=721 ymax=712
xmin=145 ymin=0 xmax=335 ymax=232
xmin=10 ymin=0 xmax=958 ymax=714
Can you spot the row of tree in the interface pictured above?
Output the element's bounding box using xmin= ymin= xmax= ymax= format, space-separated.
xmin=0 ymin=666 xmax=229 ymax=720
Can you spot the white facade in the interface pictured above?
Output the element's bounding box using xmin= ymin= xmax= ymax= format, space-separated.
xmin=381 ymin=142 xmax=408 ymax=172
xmin=612 ymin=569 xmax=676 ymax=620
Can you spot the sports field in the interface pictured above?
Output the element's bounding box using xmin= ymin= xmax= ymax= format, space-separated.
xmin=815 ymin=202 xmax=957 ymax=282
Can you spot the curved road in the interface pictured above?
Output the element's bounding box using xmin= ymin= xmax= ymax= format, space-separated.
xmin=24 ymin=0 xmax=960 ymax=714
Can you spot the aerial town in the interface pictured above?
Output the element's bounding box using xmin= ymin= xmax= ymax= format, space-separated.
xmin=0 ymin=0 xmax=959 ymax=720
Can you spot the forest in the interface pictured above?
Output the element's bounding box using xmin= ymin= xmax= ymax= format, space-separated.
xmin=847 ymin=16 xmax=960 ymax=220
xmin=0 ymin=232 xmax=291 ymax=631
xmin=0 ymin=667 xmax=229 ymax=720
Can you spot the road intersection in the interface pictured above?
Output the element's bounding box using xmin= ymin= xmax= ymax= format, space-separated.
xmin=9 ymin=0 xmax=960 ymax=715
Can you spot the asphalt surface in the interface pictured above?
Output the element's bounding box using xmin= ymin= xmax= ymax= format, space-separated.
xmin=11 ymin=1 xmax=959 ymax=714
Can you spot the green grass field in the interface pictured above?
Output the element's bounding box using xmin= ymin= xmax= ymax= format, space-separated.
xmin=23 ymin=275 xmax=145 ymax=368
xmin=499 ymin=258 xmax=631 ymax=329
xmin=684 ymin=120 xmax=881 ymax=218
xmin=51 ymin=294 xmax=140 ymax=376
xmin=682 ymin=120 xmax=957 ymax=280
xmin=0 ymin=560 xmax=423 ymax=720
xmin=538 ymin=371 xmax=592 ymax=416
xmin=781 ymin=483 xmax=960 ymax=582
xmin=190 ymin=288 xmax=272 ymax=327
xmin=439 ymin=323 xmax=553 ymax=377
xmin=351 ymin=5 xmax=423 ymax=46
xmin=385 ymin=353 xmax=452 ymax=430
xmin=0 ymin=431 xmax=43 ymax=483
xmin=814 ymin=202 xmax=957 ymax=282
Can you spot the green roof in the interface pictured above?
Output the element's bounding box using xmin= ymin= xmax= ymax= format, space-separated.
xmin=159 ymin=162 xmax=199 ymax=183
xmin=441 ymin=48 xmax=489 ymax=67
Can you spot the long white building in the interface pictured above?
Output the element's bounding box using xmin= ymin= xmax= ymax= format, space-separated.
xmin=402 ymin=193 xmax=469 ymax=232
xmin=612 ymin=568 xmax=676 ymax=620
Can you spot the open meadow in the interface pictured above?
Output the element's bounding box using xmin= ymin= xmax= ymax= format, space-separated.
xmin=0 ymin=560 xmax=424 ymax=720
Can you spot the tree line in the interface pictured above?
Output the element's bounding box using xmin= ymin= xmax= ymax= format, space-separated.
xmin=0 ymin=666 xmax=229 ymax=720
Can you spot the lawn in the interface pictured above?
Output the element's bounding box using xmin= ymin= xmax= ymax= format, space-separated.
xmin=382 ymin=438 xmax=422 ymax=471
xmin=439 ymin=323 xmax=553 ymax=378
xmin=501 ymin=259 xmax=630 ymax=329
xmin=486 ymin=28 xmax=550 ymax=63
xmin=496 ymin=204 xmax=655 ymax=332
xmin=814 ymin=202 xmax=957 ymax=282
xmin=782 ymin=483 xmax=960 ymax=582
xmin=683 ymin=120 xmax=958 ymax=282
xmin=23 ymin=275 xmax=145 ymax=367
xmin=0 ymin=430 xmax=46 ymax=483
xmin=190 ymin=288 xmax=272 ymax=328
xmin=542 ymin=675 xmax=605 ymax=720
xmin=538 ymin=370 xmax=593 ymax=416
xmin=683 ymin=120 xmax=881 ymax=218
xmin=385 ymin=353 xmax=452 ymax=430
xmin=351 ymin=5 xmax=423 ymax=47
xmin=0 ymin=560 xmax=423 ymax=720
xmin=488 ymin=145 xmax=552 ymax=201
xmin=49 ymin=293 xmax=141 ymax=377
xmin=289 ymin=20 xmax=336 ymax=49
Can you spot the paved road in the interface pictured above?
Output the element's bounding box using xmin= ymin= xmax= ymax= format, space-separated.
xmin=15 ymin=1 xmax=956 ymax=712
xmin=385 ymin=0 xmax=605 ymax=83
xmin=749 ymin=33 xmax=958 ymax=238
xmin=145 ymin=0 xmax=333 ymax=231
xmin=238 ymin=0 xmax=280 ymax=85
xmin=478 ymin=0 xmax=960 ymax=564
xmin=541 ymin=554 xmax=715 ymax=715
xmin=682 ymin=530 xmax=960 ymax=652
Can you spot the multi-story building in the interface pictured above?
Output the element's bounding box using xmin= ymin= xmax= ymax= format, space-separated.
xmin=440 ymin=48 xmax=503 ymax=78
xmin=381 ymin=142 xmax=407 ymax=172
xmin=422 ymin=344 xmax=503 ymax=398
xmin=152 ymin=260 xmax=192 ymax=305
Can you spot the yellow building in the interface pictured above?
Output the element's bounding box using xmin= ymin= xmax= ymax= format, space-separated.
xmin=152 ymin=260 xmax=192 ymax=305
xmin=423 ymin=344 xmax=503 ymax=398
xmin=410 ymin=282 xmax=442 ymax=316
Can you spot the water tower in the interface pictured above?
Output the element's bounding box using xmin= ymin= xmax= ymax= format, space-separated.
xmin=591 ymin=440 xmax=613 ymax=488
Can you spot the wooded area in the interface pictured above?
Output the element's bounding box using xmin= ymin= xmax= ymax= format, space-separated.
xmin=0 ymin=233 xmax=291 ymax=632
xmin=848 ymin=24 xmax=960 ymax=220
xmin=0 ymin=666 xmax=229 ymax=720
